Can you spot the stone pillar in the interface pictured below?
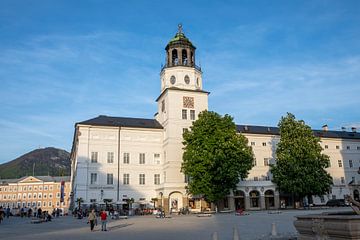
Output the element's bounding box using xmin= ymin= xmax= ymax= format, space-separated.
xmin=177 ymin=48 xmax=181 ymax=65
xmin=260 ymin=195 xmax=266 ymax=210
xmin=186 ymin=48 xmax=191 ymax=66
xmin=163 ymin=197 xmax=169 ymax=214
xmin=169 ymin=50 xmax=173 ymax=66
xmin=274 ymin=194 xmax=280 ymax=209
xmin=229 ymin=196 xmax=235 ymax=210
xmin=245 ymin=196 xmax=250 ymax=210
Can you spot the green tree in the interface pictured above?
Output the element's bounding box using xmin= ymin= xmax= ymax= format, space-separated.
xmin=270 ymin=113 xmax=332 ymax=204
xmin=182 ymin=111 xmax=254 ymax=208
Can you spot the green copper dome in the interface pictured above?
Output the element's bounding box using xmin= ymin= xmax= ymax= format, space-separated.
xmin=166 ymin=24 xmax=195 ymax=49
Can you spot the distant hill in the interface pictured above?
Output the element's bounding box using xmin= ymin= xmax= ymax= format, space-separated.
xmin=0 ymin=147 xmax=70 ymax=179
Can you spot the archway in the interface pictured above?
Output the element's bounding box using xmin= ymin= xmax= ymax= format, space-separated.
xmin=249 ymin=190 xmax=260 ymax=208
xmin=182 ymin=49 xmax=188 ymax=65
xmin=234 ymin=190 xmax=245 ymax=210
xmin=265 ymin=190 xmax=275 ymax=209
xmin=354 ymin=189 xmax=360 ymax=201
xmin=168 ymin=192 xmax=183 ymax=213
xmin=172 ymin=49 xmax=178 ymax=65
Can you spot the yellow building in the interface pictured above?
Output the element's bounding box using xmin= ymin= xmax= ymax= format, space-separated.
xmin=0 ymin=176 xmax=71 ymax=213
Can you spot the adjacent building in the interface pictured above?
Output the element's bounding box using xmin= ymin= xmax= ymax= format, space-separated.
xmin=70 ymin=25 xmax=360 ymax=212
xmin=0 ymin=176 xmax=71 ymax=213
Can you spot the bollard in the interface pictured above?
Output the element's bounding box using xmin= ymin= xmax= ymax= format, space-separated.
xmin=212 ymin=232 xmax=219 ymax=240
xmin=271 ymin=222 xmax=277 ymax=236
xmin=233 ymin=227 xmax=240 ymax=240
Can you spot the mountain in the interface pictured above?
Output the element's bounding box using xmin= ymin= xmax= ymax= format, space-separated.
xmin=0 ymin=147 xmax=70 ymax=179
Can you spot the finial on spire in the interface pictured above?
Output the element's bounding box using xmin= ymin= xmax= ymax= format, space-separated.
xmin=178 ymin=23 xmax=183 ymax=34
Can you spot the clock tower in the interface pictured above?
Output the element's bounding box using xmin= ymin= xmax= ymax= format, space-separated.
xmin=155 ymin=25 xmax=209 ymax=210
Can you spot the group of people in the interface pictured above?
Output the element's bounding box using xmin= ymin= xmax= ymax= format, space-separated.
xmin=87 ymin=209 xmax=108 ymax=232
xmin=0 ymin=206 xmax=11 ymax=223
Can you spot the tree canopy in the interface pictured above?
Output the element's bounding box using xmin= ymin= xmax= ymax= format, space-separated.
xmin=181 ymin=110 xmax=254 ymax=204
xmin=270 ymin=113 xmax=332 ymax=199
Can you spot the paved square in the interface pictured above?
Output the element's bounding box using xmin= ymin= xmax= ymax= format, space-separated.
xmin=0 ymin=208 xmax=350 ymax=240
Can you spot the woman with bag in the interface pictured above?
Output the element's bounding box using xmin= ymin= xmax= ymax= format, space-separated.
xmin=88 ymin=209 xmax=97 ymax=231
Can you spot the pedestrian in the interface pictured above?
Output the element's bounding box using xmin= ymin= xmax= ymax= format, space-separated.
xmin=0 ymin=207 xmax=4 ymax=224
xmin=6 ymin=206 xmax=11 ymax=218
xmin=100 ymin=209 xmax=108 ymax=231
xmin=88 ymin=209 xmax=97 ymax=231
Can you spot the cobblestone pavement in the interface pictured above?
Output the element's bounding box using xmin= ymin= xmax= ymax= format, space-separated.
xmin=0 ymin=207 xmax=351 ymax=240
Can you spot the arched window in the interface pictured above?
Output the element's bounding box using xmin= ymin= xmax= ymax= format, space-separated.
xmin=249 ymin=190 xmax=260 ymax=208
xmin=172 ymin=49 xmax=178 ymax=65
xmin=182 ymin=49 xmax=187 ymax=65
xmin=265 ymin=190 xmax=275 ymax=209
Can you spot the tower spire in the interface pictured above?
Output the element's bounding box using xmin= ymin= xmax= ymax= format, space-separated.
xmin=178 ymin=23 xmax=183 ymax=34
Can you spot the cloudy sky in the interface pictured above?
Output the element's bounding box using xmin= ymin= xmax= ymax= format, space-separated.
xmin=0 ymin=0 xmax=359 ymax=163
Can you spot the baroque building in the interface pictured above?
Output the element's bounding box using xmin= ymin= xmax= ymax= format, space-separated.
xmin=70 ymin=25 xmax=360 ymax=212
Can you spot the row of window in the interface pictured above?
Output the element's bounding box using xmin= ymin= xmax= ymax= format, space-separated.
xmin=251 ymin=158 xmax=360 ymax=168
xmin=0 ymin=201 xmax=66 ymax=208
xmin=324 ymin=145 xmax=360 ymax=150
xmin=0 ymin=185 xmax=56 ymax=192
xmin=182 ymin=109 xmax=196 ymax=120
xmin=90 ymin=173 xmax=161 ymax=185
xmin=250 ymin=142 xmax=269 ymax=147
xmin=91 ymin=152 xmax=161 ymax=165
xmin=0 ymin=192 xmax=61 ymax=200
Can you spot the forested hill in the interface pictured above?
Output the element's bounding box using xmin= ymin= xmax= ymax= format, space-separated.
xmin=0 ymin=147 xmax=70 ymax=179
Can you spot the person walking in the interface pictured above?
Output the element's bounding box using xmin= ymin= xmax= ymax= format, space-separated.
xmin=88 ymin=209 xmax=97 ymax=232
xmin=6 ymin=206 xmax=11 ymax=218
xmin=100 ymin=210 xmax=108 ymax=231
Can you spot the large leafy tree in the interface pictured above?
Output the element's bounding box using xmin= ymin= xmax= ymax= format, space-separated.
xmin=182 ymin=111 xmax=254 ymax=206
xmin=270 ymin=113 xmax=332 ymax=203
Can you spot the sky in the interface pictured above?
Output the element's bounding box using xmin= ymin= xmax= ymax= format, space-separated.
xmin=0 ymin=0 xmax=359 ymax=163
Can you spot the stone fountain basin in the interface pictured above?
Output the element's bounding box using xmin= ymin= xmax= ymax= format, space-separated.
xmin=294 ymin=211 xmax=360 ymax=239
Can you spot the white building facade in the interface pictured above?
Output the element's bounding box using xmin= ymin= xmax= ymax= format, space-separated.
xmin=70 ymin=26 xmax=360 ymax=212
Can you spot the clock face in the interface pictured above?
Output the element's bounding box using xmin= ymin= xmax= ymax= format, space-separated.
xmin=170 ymin=75 xmax=176 ymax=85
xmin=183 ymin=96 xmax=194 ymax=108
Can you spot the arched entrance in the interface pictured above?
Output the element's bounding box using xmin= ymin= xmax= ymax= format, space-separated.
xmin=265 ymin=190 xmax=275 ymax=209
xmin=354 ymin=189 xmax=360 ymax=201
xmin=168 ymin=192 xmax=183 ymax=213
xmin=249 ymin=190 xmax=260 ymax=208
xmin=234 ymin=190 xmax=245 ymax=210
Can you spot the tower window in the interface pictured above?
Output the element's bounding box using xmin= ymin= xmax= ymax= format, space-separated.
xmin=190 ymin=110 xmax=195 ymax=120
xmin=182 ymin=109 xmax=187 ymax=120
xmin=172 ymin=49 xmax=178 ymax=65
xmin=170 ymin=75 xmax=176 ymax=85
xmin=184 ymin=75 xmax=190 ymax=84
xmin=182 ymin=49 xmax=188 ymax=65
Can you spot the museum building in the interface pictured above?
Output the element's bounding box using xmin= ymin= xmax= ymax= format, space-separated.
xmin=70 ymin=26 xmax=360 ymax=213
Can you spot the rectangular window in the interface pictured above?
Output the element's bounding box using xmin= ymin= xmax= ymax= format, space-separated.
xmin=139 ymin=174 xmax=145 ymax=185
xmin=357 ymin=146 xmax=360 ymax=150
xmin=338 ymin=160 xmax=343 ymax=168
xmin=90 ymin=173 xmax=97 ymax=184
xmin=154 ymin=153 xmax=161 ymax=164
xmin=349 ymin=160 xmax=353 ymax=168
xmin=341 ymin=177 xmax=345 ymax=184
xmin=107 ymin=152 xmax=114 ymax=163
xmin=265 ymin=176 xmax=270 ymax=181
xmin=139 ymin=153 xmax=145 ymax=164
xmin=91 ymin=152 xmax=98 ymax=163
xmin=182 ymin=109 xmax=187 ymax=120
xmin=347 ymin=146 xmax=350 ymax=150
xmin=123 ymin=153 xmax=130 ymax=164
xmin=107 ymin=173 xmax=114 ymax=185
xmin=336 ymin=145 xmax=340 ymax=149
xmin=253 ymin=158 xmax=257 ymax=166
xmin=251 ymin=142 xmax=255 ymax=146
xmin=325 ymin=145 xmax=328 ymax=149
xmin=262 ymin=142 xmax=267 ymax=146
xmin=154 ymin=174 xmax=160 ymax=185
xmin=190 ymin=110 xmax=195 ymax=120
xmin=56 ymin=193 xmax=60 ymax=198
xmin=264 ymin=158 xmax=269 ymax=166
xmin=123 ymin=174 xmax=129 ymax=185
xmin=183 ymin=128 xmax=188 ymax=134
xmin=254 ymin=177 xmax=259 ymax=181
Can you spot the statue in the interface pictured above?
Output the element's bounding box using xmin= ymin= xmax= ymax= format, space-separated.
xmin=345 ymin=195 xmax=360 ymax=215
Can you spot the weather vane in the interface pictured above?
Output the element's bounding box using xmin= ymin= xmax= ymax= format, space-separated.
xmin=178 ymin=23 xmax=183 ymax=34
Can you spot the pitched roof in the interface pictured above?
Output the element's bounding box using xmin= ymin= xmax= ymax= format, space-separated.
xmin=0 ymin=176 xmax=70 ymax=185
xmin=236 ymin=125 xmax=360 ymax=140
xmin=77 ymin=115 xmax=163 ymax=129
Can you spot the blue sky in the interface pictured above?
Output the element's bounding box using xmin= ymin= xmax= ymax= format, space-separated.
xmin=0 ymin=0 xmax=359 ymax=163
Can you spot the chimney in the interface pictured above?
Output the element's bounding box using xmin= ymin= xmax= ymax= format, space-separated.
xmin=351 ymin=127 xmax=357 ymax=133
xmin=322 ymin=124 xmax=328 ymax=132
xmin=341 ymin=127 xmax=346 ymax=132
